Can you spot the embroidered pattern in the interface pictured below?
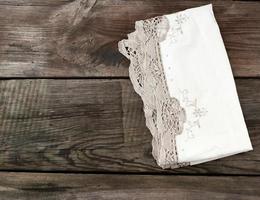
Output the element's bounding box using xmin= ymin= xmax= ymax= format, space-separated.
xmin=167 ymin=13 xmax=189 ymax=44
xmin=179 ymin=89 xmax=208 ymax=139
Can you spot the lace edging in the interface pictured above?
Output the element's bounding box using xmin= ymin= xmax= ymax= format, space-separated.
xmin=118 ymin=15 xmax=190 ymax=169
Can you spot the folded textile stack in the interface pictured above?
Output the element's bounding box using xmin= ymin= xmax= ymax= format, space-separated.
xmin=118 ymin=4 xmax=253 ymax=169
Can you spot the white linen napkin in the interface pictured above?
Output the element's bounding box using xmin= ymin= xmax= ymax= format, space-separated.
xmin=118 ymin=4 xmax=253 ymax=169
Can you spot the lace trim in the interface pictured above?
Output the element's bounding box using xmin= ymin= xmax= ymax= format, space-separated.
xmin=119 ymin=16 xmax=190 ymax=169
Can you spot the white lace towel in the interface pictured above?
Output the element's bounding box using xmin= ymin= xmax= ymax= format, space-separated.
xmin=118 ymin=4 xmax=253 ymax=169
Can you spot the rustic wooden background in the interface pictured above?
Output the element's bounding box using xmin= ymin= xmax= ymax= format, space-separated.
xmin=0 ymin=0 xmax=260 ymax=199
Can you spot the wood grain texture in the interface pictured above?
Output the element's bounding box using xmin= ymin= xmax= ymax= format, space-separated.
xmin=0 ymin=172 xmax=260 ymax=200
xmin=0 ymin=0 xmax=259 ymax=77
xmin=0 ymin=79 xmax=259 ymax=174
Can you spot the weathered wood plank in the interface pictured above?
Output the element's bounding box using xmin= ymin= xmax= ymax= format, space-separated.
xmin=0 ymin=0 xmax=259 ymax=77
xmin=0 ymin=172 xmax=259 ymax=200
xmin=0 ymin=79 xmax=259 ymax=174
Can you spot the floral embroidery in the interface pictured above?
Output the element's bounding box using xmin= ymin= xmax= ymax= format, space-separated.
xmin=167 ymin=13 xmax=189 ymax=43
xmin=179 ymin=89 xmax=208 ymax=139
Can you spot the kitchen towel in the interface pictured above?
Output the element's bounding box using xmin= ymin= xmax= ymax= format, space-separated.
xmin=118 ymin=4 xmax=253 ymax=169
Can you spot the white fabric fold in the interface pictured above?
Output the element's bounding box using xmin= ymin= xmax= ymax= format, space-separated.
xmin=118 ymin=4 xmax=253 ymax=169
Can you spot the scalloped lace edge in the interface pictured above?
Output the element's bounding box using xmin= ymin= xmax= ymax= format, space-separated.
xmin=118 ymin=16 xmax=190 ymax=169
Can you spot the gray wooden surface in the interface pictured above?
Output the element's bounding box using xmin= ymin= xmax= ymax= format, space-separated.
xmin=0 ymin=172 xmax=260 ymax=200
xmin=0 ymin=79 xmax=259 ymax=174
xmin=0 ymin=0 xmax=259 ymax=77
xmin=0 ymin=0 xmax=260 ymax=199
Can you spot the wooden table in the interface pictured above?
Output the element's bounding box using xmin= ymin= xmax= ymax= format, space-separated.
xmin=0 ymin=0 xmax=260 ymax=199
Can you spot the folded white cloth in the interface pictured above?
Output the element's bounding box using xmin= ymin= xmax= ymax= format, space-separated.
xmin=118 ymin=4 xmax=253 ymax=169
